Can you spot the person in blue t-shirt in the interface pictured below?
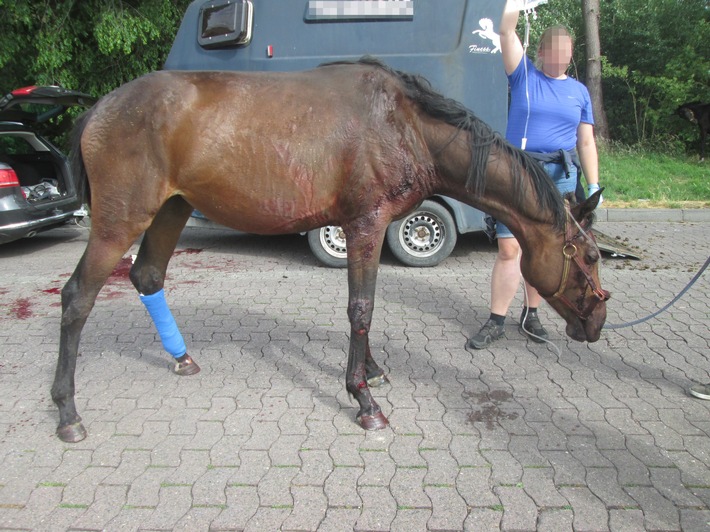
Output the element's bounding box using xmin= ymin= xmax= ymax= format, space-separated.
xmin=467 ymin=0 xmax=602 ymax=350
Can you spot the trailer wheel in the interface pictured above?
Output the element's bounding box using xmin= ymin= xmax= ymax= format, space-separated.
xmin=307 ymin=226 xmax=348 ymax=268
xmin=386 ymin=200 xmax=457 ymax=267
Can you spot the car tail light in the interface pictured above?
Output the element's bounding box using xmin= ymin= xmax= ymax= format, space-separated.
xmin=0 ymin=166 xmax=21 ymax=188
xmin=11 ymin=86 xmax=38 ymax=96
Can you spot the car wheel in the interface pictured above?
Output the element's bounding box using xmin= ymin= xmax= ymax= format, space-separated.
xmin=386 ymin=200 xmax=457 ymax=267
xmin=307 ymin=226 xmax=348 ymax=268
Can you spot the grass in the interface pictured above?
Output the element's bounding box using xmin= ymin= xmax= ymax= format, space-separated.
xmin=597 ymin=145 xmax=709 ymax=208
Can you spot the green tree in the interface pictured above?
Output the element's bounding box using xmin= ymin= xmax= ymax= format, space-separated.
xmin=520 ymin=0 xmax=709 ymax=153
xmin=600 ymin=0 xmax=710 ymax=151
xmin=0 ymin=0 xmax=191 ymax=97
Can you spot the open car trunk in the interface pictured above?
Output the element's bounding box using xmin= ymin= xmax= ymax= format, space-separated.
xmin=0 ymin=150 xmax=66 ymax=203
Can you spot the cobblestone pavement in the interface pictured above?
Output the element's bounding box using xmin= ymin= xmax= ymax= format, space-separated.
xmin=0 ymin=216 xmax=708 ymax=531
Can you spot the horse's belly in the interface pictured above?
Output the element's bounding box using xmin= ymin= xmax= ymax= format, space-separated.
xmin=189 ymin=194 xmax=332 ymax=235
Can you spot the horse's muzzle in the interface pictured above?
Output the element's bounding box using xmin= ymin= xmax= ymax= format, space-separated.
xmin=567 ymin=302 xmax=607 ymax=342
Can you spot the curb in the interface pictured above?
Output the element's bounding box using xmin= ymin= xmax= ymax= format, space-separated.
xmin=596 ymin=208 xmax=710 ymax=222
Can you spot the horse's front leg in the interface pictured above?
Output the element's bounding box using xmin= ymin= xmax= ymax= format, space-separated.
xmin=344 ymin=225 xmax=389 ymax=430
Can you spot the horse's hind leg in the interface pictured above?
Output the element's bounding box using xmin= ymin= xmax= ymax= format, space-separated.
xmin=128 ymin=196 xmax=197 ymax=375
xmin=53 ymin=232 xmax=144 ymax=442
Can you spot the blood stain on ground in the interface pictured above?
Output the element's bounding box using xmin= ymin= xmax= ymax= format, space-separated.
xmin=97 ymin=289 xmax=129 ymax=301
xmin=108 ymin=257 xmax=134 ymax=284
xmin=10 ymin=298 xmax=33 ymax=320
xmin=174 ymin=248 xmax=203 ymax=256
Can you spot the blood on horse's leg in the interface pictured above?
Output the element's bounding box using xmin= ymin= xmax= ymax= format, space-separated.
xmin=139 ymin=290 xmax=200 ymax=375
xmin=346 ymin=299 xmax=389 ymax=430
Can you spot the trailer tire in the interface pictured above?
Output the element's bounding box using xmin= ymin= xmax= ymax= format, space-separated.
xmin=307 ymin=226 xmax=348 ymax=268
xmin=386 ymin=200 xmax=457 ymax=267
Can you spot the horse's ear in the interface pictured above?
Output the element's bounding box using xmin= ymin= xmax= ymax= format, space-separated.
xmin=571 ymin=187 xmax=603 ymax=223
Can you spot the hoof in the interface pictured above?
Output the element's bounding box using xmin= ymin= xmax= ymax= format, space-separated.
xmin=57 ymin=422 xmax=87 ymax=443
xmin=366 ymin=371 xmax=389 ymax=388
xmin=357 ymin=411 xmax=389 ymax=431
xmin=174 ymin=354 xmax=200 ymax=376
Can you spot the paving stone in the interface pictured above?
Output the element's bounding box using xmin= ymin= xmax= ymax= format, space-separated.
xmin=521 ymin=467 xmax=568 ymax=508
xmin=244 ymin=506 xmax=292 ymax=532
xmin=560 ymin=486 xmax=611 ymax=532
xmin=390 ymin=467 xmax=431 ymax=509
xmin=324 ymin=466 xmax=363 ymax=508
xmin=463 ymin=508 xmax=502 ymax=530
xmin=496 ymin=485 xmax=538 ymax=531
xmin=585 ymin=467 xmax=637 ymax=508
xmin=257 ymin=466 xmax=298 ymax=507
xmin=282 ymin=485 xmax=328 ymax=531
xmin=390 ymin=508 xmax=432 ymax=531
xmin=481 ymin=449 xmax=523 ymax=486
xmin=624 ymin=486 xmax=682 ymax=530
xmin=0 ymin=485 xmax=62 ymax=530
xmin=318 ymin=507 xmax=361 ymax=532
xmin=609 ymin=508 xmax=647 ymax=531
xmin=126 ymin=466 xmax=171 ymax=508
xmin=602 ymin=449 xmax=653 ymax=487
xmin=537 ymin=508 xmax=574 ymax=531
xmin=355 ymin=485 xmax=397 ymax=531
xmin=69 ymin=484 xmax=128 ymax=530
xmin=292 ymin=449 xmax=334 ymax=487
xmin=209 ymin=485 xmax=260 ymax=530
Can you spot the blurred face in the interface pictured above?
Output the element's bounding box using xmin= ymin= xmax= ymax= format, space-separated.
xmin=538 ymin=29 xmax=573 ymax=78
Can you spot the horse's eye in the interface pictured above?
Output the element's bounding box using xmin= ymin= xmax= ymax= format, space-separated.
xmin=586 ymin=247 xmax=599 ymax=264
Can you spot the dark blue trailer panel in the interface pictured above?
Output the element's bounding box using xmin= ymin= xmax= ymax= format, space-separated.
xmin=166 ymin=0 xmax=508 ymax=265
xmin=166 ymin=0 xmax=507 ymax=134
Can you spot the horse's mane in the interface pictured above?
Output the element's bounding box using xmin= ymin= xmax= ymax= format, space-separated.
xmin=320 ymin=56 xmax=566 ymax=231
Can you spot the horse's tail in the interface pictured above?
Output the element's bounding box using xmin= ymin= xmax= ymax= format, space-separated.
xmin=70 ymin=110 xmax=92 ymax=208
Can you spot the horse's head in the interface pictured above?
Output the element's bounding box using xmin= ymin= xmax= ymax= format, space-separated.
xmin=522 ymin=190 xmax=609 ymax=342
xmin=677 ymin=104 xmax=698 ymax=124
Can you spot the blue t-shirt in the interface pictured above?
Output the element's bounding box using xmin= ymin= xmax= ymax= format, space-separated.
xmin=505 ymin=56 xmax=594 ymax=152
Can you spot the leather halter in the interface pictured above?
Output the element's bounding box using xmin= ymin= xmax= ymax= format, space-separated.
xmin=541 ymin=213 xmax=610 ymax=319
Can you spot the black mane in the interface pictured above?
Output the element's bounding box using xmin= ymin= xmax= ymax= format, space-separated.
xmin=321 ymin=56 xmax=566 ymax=231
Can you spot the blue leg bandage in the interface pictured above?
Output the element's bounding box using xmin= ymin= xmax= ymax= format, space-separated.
xmin=139 ymin=289 xmax=187 ymax=359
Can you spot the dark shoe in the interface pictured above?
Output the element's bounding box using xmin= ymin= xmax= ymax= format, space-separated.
xmin=519 ymin=311 xmax=548 ymax=343
xmin=467 ymin=319 xmax=505 ymax=350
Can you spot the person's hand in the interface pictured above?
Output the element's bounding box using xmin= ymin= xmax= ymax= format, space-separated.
xmin=523 ymin=0 xmax=549 ymax=11
xmin=587 ymin=183 xmax=604 ymax=206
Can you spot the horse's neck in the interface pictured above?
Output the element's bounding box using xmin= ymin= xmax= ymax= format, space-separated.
xmin=429 ymin=129 xmax=555 ymax=236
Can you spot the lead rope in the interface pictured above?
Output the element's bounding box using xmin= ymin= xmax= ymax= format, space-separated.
xmin=604 ymin=254 xmax=710 ymax=329
xmin=518 ymin=1 xmax=542 ymax=320
xmin=521 ymin=8 xmax=531 ymax=150
xmin=520 ymin=0 xmax=548 ymax=338
xmin=568 ymin=217 xmax=710 ymax=331
xmin=520 ymin=0 xmax=547 ymax=150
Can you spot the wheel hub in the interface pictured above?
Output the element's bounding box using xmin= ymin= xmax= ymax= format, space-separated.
xmin=403 ymin=215 xmax=442 ymax=253
xmin=321 ymin=226 xmax=347 ymax=257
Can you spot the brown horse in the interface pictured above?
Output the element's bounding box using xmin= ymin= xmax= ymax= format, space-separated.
xmin=52 ymin=57 xmax=608 ymax=442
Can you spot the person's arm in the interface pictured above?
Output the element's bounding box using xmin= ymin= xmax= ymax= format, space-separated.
xmin=577 ymin=122 xmax=602 ymax=201
xmin=500 ymin=0 xmax=526 ymax=75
